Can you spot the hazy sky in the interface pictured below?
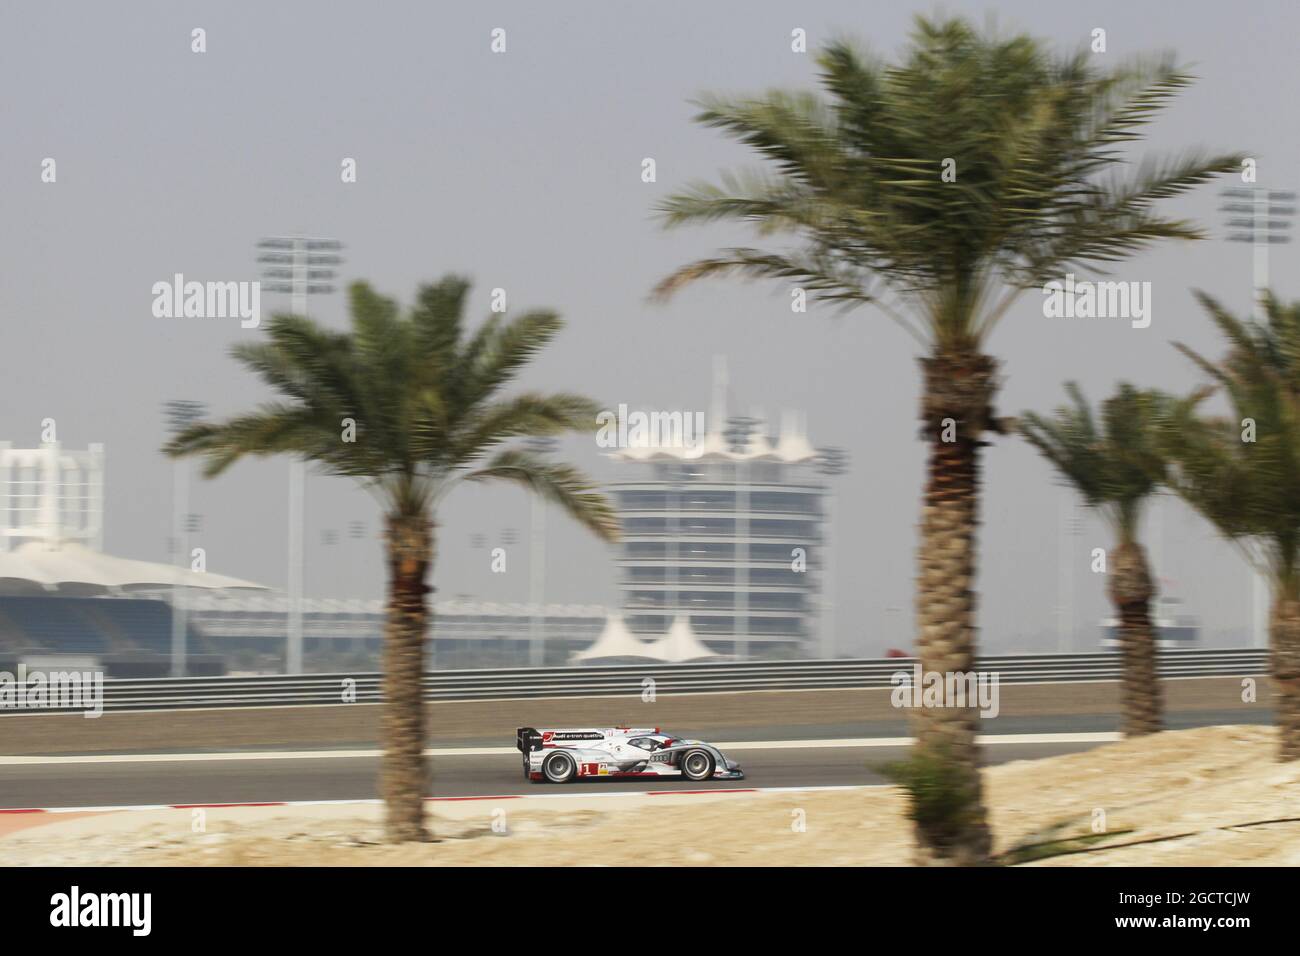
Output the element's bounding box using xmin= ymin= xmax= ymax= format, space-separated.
xmin=4 ymin=1 xmax=1298 ymax=656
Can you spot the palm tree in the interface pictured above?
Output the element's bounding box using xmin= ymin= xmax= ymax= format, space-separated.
xmin=1021 ymin=383 xmax=1170 ymax=737
xmin=165 ymin=275 xmax=619 ymax=841
xmin=1159 ymin=292 xmax=1300 ymax=760
xmin=652 ymin=15 xmax=1237 ymax=863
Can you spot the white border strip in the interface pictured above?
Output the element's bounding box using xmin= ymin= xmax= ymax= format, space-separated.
xmin=0 ymin=732 xmax=1119 ymax=766
xmin=3 ymin=784 xmax=892 ymax=815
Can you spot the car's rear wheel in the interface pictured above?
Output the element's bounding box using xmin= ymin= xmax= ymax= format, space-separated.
xmin=680 ymin=749 xmax=714 ymax=782
xmin=543 ymin=751 xmax=577 ymax=784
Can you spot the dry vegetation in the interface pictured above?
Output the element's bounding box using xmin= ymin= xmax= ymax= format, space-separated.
xmin=4 ymin=726 xmax=1296 ymax=866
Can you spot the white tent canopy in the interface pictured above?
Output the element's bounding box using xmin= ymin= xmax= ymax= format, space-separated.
xmin=644 ymin=615 xmax=718 ymax=662
xmin=572 ymin=613 xmax=667 ymax=662
xmin=0 ymin=541 xmax=266 ymax=596
xmin=573 ymin=614 xmax=718 ymax=664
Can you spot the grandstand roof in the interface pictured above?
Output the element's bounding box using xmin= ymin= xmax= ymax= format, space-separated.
xmin=0 ymin=541 xmax=265 ymax=596
xmin=174 ymin=593 xmax=609 ymax=617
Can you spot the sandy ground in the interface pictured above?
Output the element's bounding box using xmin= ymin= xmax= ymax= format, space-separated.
xmin=3 ymin=725 xmax=1297 ymax=866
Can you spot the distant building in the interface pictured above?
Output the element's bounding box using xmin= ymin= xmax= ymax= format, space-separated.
xmin=607 ymin=376 xmax=827 ymax=660
xmin=1100 ymin=595 xmax=1200 ymax=650
xmin=0 ymin=442 xmax=259 ymax=676
xmin=178 ymin=593 xmax=607 ymax=670
xmin=0 ymin=442 xmax=105 ymax=552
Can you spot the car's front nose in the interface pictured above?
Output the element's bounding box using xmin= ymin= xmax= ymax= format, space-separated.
xmin=714 ymin=757 xmax=745 ymax=780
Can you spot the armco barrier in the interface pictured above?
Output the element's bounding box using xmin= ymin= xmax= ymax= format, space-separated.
xmin=0 ymin=649 xmax=1268 ymax=715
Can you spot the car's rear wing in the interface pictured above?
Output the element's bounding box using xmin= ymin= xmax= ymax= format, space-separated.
xmin=516 ymin=727 xmax=543 ymax=754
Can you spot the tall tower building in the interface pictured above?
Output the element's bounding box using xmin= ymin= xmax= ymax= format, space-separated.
xmin=607 ymin=369 xmax=827 ymax=660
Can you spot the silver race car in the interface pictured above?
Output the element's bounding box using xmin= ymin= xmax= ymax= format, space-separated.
xmin=516 ymin=726 xmax=745 ymax=784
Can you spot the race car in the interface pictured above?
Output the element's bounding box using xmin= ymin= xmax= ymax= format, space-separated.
xmin=516 ymin=726 xmax=745 ymax=784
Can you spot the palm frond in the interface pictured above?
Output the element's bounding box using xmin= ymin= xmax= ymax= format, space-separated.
xmin=446 ymin=393 xmax=602 ymax=466
xmin=464 ymin=449 xmax=620 ymax=542
xmin=164 ymin=276 xmax=615 ymax=542
xmin=165 ymin=403 xmax=334 ymax=479
xmin=655 ymin=14 xmax=1236 ymax=352
xmin=1161 ymin=293 xmax=1300 ymax=590
xmin=1020 ymin=382 xmax=1168 ymax=539
xmin=460 ymin=309 xmax=564 ymax=408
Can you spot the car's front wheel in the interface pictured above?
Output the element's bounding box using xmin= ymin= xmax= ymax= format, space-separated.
xmin=543 ymin=751 xmax=577 ymax=784
xmin=680 ymin=749 xmax=715 ymax=782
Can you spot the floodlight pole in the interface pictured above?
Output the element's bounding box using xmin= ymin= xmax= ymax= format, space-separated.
xmin=1221 ymin=188 xmax=1295 ymax=649
xmin=725 ymin=417 xmax=758 ymax=661
xmin=526 ymin=437 xmax=557 ymax=667
xmin=1057 ymin=484 xmax=1081 ymax=653
xmin=174 ymin=459 xmax=188 ymax=676
xmin=257 ymin=236 xmax=343 ymax=673
xmin=289 ymin=265 xmax=306 ymax=675
xmin=164 ymin=400 xmax=206 ymax=677
xmin=815 ymin=447 xmax=847 ymax=660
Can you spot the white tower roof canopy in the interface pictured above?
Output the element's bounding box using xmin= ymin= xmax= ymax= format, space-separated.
xmin=607 ymin=410 xmax=816 ymax=463
xmin=605 ymin=358 xmax=818 ymax=464
xmin=572 ymin=613 xmax=667 ymax=662
xmin=774 ymin=411 xmax=817 ymax=462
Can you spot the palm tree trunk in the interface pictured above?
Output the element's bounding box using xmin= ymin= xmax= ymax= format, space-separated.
xmin=911 ymin=351 xmax=997 ymax=866
xmin=381 ymin=512 xmax=434 ymax=842
xmin=1271 ymin=592 xmax=1300 ymax=761
xmin=1108 ymin=538 xmax=1161 ymax=736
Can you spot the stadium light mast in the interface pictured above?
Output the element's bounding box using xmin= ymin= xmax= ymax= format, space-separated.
xmin=724 ymin=416 xmax=759 ymax=661
xmin=1056 ymin=480 xmax=1082 ymax=653
xmin=1220 ymin=187 xmax=1295 ymax=649
xmin=256 ymin=236 xmax=343 ymax=673
xmin=525 ymin=436 xmax=558 ymax=667
xmin=164 ymin=399 xmax=207 ymax=677
xmin=815 ymin=447 xmax=847 ymax=660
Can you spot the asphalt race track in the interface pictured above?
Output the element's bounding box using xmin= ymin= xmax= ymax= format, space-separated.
xmin=0 ymin=740 xmax=1097 ymax=809
xmin=0 ymin=707 xmax=1266 ymax=809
